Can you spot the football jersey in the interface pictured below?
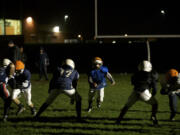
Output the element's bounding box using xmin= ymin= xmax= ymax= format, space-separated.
xmin=131 ymin=70 xmax=158 ymax=93
xmin=15 ymin=69 xmax=31 ymax=89
xmin=88 ymin=66 xmax=109 ymax=90
xmin=50 ymin=65 xmax=79 ymax=90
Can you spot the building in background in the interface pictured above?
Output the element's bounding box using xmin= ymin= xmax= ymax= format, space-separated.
xmin=0 ymin=19 xmax=22 ymax=35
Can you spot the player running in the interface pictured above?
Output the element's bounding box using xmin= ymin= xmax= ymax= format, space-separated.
xmin=116 ymin=60 xmax=159 ymax=126
xmin=12 ymin=60 xmax=36 ymax=116
xmin=160 ymin=69 xmax=180 ymax=121
xmin=87 ymin=57 xmax=115 ymax=112
xmin=35 ymin=59 xmax=82 ymax=120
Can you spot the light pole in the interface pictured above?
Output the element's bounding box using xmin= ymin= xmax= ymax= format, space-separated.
xmin=63 ymin=14 xmax=69 ymax=39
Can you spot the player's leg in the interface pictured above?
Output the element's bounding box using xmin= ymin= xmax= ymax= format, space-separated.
xmin=35 ymin=89 xmax=60 ymax=118
xmin=145 ymin=96 xmax=158 ymax=125
xmin=169 ymin=93 xmax=177 ymax=121
xmin=116 ymin=91 xmax=139 ymax=124
xmin=75 ymin=92 xmax=82 ymax=119
xmin=97 ymin=88 xmax=104 ymax=108
xmin=12 ymin=89 xmax=25 ymax=115
xmin=64 ymin=89 xmax=82 ymax=119
xmin=43 ymin=66 xmax=48 ymax=80
xmin=39 ymin=65 xmax=43 ymax=80
xmin=23 ymin=85 xmax=36 ymax=116
xmin=87 ymin=89 xmax=96 ymax=112
xmin=1 ymin=84 xmax=12 ymax=121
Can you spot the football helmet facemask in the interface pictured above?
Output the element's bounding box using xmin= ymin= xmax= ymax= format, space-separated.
xmin=93 ymin=57 xmax=103 ymax=69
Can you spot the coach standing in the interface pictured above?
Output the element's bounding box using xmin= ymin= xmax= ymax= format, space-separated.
xmin=7 ymin=41 xmax=21 ymax=63
xmin=7 ymin=40 xmax=21 ymax=79
xmin=39 ymin=47 xmax=49 ymax=81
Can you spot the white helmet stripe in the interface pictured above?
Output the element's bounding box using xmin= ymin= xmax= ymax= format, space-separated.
xmin=95 ymin=60 xmax=102 ymax=64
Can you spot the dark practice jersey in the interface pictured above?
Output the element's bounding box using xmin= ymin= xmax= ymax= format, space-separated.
xmin=40 ymin=52 xmax=49 ymax=66
xmin=0 ymin=67 xmax=8 ymax=83
xmin=49 ymin=65 xmax=79 ymax=90
xmin=131 ymin=70 xmax=158 ymax=93
xmin=8 ymin=46 xmax=21 ymax=63
xmin=15 ymin=69 xmax=31 ymax=89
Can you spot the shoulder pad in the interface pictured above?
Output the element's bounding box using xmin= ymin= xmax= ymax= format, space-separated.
xmin=101 ymin=66 xmax=108 ymax=73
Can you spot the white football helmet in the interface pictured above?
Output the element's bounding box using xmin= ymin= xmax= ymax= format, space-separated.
xmin=65 ymin=59 xmax=75 ymax=69
xmin=3 ymin=58 xmax=12 ymax=67
xmin=138 ymin=60 xmax=152 ymax=72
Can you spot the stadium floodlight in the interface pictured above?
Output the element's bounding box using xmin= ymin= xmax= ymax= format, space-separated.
xmin=53 ymin=26 xmax=60 ymax=33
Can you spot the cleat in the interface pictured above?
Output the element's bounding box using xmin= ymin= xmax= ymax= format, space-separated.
xmin=31 ymin=108 xmax=37 ymax=116
xmin=2 ymin=115 xmax=8 ymax=122
xmin=87 ymin=108 xmax=92 ymax=113
xmin=115 ymin=118 xmax=122 ymax=125
xmin=170 ymin=117 xmax=175 ymax=121
xmin=16 ymin=107 xmax=26 ymax=115
xmin=33 ymin=115 xmax=39 ymax=121
xmin=170 ymin=113 xmax=176 ymax=121
xmin=151 ymin=116 xmax=159 ymax=126
xmin=97 ymin=104 xmax=101 ymax=108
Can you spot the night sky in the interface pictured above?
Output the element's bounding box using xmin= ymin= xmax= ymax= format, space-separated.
xmin=1 ymin=0 xmax=180 ymax=38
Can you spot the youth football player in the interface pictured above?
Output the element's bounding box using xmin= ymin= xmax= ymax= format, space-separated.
xmin=0 ymin=59 xmax=14 ymax=121
xmin=116 ymin=60 xmax=159 ymax=126
xmin=87 ymin=57 xmax=115 ymax=112
xmin=12 ymin=60 xmax=36 ymax=116
xmin=35 ymin=59 xmax=82 ymax=120
xmin=160 ymin=69 xmax=180 ymax=121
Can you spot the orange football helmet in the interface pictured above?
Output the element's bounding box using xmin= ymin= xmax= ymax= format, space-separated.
xmin=15 ymin=60 xmax=25 ymax=70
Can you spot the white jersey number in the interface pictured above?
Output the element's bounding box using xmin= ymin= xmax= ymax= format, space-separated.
xmin=60 ymin=69 xmax=73 ymax=78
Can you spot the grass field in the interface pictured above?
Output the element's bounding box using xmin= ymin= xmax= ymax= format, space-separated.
xmin=0 ymin=73 xmax=180 ymax=135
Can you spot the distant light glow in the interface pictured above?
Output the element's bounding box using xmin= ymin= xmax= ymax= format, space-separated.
xmin=112 ymin=40 xmax=116 ymax=44
xmin=53 ymin=26 xmax=60 ymax=33
xmin=161 ymin=10 xmax=165 ymax=15
xmin=99 ymin=41 xmax=103 ymax=44
xmin=26 ymin=17 xmax=33 ymax=24
xmin=78 ymin=34 xmax=81 ymax=38
xmin=128 ymin=41 xmax=132 ymax=44
xmin=124 ymin=34 xmax=128 ymax=37
xmin=64 ymin=15 xmax=69 ymax=21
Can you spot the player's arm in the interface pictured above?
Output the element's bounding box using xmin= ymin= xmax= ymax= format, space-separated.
xmin=160 ymin=83 xmax=169 ymax=95
xmin=72 ymin=79 xmax=78 ymax=90
xmin=22 ymin=80 xmax=30 ymax=89
xmin=151 ymin=71 xmax=159 ymax=96
xmin=106 ymin=72 xmax=115 ymax=85
xmin=21 ymin=71 xmax=31 ymax=89
xmin=72 ymin=71 xmax=79 ymax=90
xmin=88 ymin=75 xmax=97 ymax=88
